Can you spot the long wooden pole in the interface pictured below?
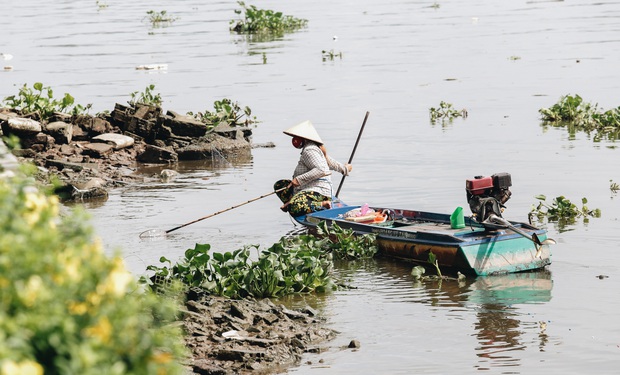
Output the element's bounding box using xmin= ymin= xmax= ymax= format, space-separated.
xmin=335 ymin=111 xmax=370 ymax=198
xmin=165 ymin=187 xmax=286 ymax=234
xmin=139 ymin=187 xmax=286 ymax=238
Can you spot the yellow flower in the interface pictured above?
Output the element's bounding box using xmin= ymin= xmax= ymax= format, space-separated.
xmin=84 ymin=316 xmax=112 ymax=344
xmin=1 ymin=360 xmax=43 ymax=375
xmin=20 ymin=275 xmax=43 ymax=307
xmin=86 ymin=291 xmax=102 ymax=307
xmin=54 ymin=253 xmax=81 ymax=285
xmin=97 ymin=257 xmax=133 ymax=297
xmin=68 ymin=301 xmax=89 ymax=315
xmin=23 ymin=191 xmax=47 ymax=226
xmin=151 ymin=351 xmax=173 ymax=364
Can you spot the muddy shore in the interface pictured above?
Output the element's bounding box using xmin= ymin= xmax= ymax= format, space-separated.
xmin=183 ymin=291 xmax=342 ymax=375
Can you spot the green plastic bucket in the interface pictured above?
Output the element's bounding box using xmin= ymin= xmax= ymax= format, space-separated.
xmin=450 ymin=206 xmax=465 ymax=229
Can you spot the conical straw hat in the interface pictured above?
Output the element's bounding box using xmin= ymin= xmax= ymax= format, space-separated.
xmin=283 ymin=120 xmax=323 ymax=144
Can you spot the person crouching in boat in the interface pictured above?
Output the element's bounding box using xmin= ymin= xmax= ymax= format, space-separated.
xmin=275 ymin=120 xmax=352 ymax=217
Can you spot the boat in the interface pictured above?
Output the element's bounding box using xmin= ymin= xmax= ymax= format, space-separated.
xmin=292 ymin=173 xmax=554 ymax=276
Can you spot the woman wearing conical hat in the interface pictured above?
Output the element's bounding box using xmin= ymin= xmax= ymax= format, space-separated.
xmin=275 ymin=120 xmax=352 ymax=217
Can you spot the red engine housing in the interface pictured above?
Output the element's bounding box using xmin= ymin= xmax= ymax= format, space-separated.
xmin=466 ymin=173 xmax=512 ymax=222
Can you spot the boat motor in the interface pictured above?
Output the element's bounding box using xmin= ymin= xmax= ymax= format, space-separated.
xmin=466 ymin=173 xmax=512 ymax=223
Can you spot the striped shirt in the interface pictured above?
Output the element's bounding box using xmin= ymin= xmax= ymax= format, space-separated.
xmin=292 ymin=142 xmax=349 ymax=197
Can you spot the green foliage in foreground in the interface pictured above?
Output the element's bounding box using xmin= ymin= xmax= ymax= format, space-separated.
xmin=2 ymin=82 xmax=91 ymax=121
xmin=144 ymin=222 xmax=377 ymax=299
xmin=187 ymin=98 xmax=258 ymax=130
xmin=0 ymin=172 xmax=187 ymax=374
xmin=429 ymin=101 xmax=468 ymax=124
xmin=230 ymin=1 xmax=308 ymax=35
xmin=529 ymin=194 xmax=601 ymax=229
xmin=539 ymin=94 xmax=620 ymax=141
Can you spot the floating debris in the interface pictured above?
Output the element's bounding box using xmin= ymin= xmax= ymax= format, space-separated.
xmin=135 ymin=64 xmax=168 ymax=70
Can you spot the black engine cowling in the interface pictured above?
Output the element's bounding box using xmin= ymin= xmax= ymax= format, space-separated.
xmin=466 ymin=173 xmax=512 ymax=223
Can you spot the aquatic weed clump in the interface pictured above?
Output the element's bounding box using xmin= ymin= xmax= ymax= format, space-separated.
xmin=145 ymin=241 xmax=334 ymax=299
xmin=0 ymin=171 xmax=187 ymax=373
xmin=187 ymin=98 xmax=258 ymax=130
xmin=144 ymin=223 xmax=377 ymax=299
xmin=2 ymin=82 xmax=91 ymax=121
xmin=529 ymin=194 xmax=601 ymax=231
xmin=230 ymin=1 xmax=308 ymax=35
xmin=539 ymin=94 xmax=620 ymax=141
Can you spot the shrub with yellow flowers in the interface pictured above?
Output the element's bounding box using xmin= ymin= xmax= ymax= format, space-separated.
xmin=0 ymin=172 xmax=187 ymax=374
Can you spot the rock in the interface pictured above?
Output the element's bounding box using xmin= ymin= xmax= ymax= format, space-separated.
xmin=59 ymin=144 xmax=77 ymax=156
xmin=45 ymin=158 xmax=98 ymax=172
xmin=45 ymin=121 xmax=73 ymax=144
xmin=92 ymin=133 xmax=135 ymax=150
xmin=164 ymin=111 xmax=209 ymax=137
xmin=137 ymin=144 xmax=178 ymax=164
xmin=348 ymin=339 xmax=361 ymax=349
xmin=71 ymin=125 xmax=89 ymax=141
xmin=91 ymin=117 xmax=111 ymax=135
xmin=71 ymin=177 xmax=106 ymax=191
xmin=213 ymin=123 xmax=252 ymax=141
xmin=134 ymin=104 xmax=160 ymax=120
xmin=160 ymin=169 xmax=178 ymax=181
xmin=190 ymin=360 xmax=228 ymax=375
xmin=82 ymin=142 xmax=114 ymax=158
xmin=1 ymin=117 xmax=41 ymax=137
xmin=0 ymin=111 xmax=18 ymax=123
xmin=69 ymin=185 xmax=108 ymax=201
xmin=21 ymin=132 xmax=54 ymax=150
xmin=109 ymin=103 xmax=133 ymax=130
xmin=11 ymin=149 xmax=36 ymax=158
xmin=176 ymin=134 xmax=251 ymax=161
xmin=128 ymin=117 xmax=156 ymax=139
xmin=74 ymin=115 xmax=111 ymax=136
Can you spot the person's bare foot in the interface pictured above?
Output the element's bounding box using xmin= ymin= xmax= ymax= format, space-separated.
xmin=321 ymin=200 xmax=332 ymax=209
xmin=280 ymin=203 xmax=290 ymax=212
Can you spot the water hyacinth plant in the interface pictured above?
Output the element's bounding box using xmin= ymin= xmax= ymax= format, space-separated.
xmin=128 ymin=84 xmax=163 ymax=107
xmin=145 ymin=240 xmax=334 ymax=299
xmin=429 ymin=101 xmax=468 ymax=124
xmin=2 ymin=82 xmax=91 ymax=121
xmin=315 ymin=221 xmax=377 ymax=260
xmin=539 ymin=94 xmax=620 ymax=141
xmin=0 ymin=171 xmax=187 ymax=373
xmin=187 ymin=98 xmax=258 ymax=130
xmin=230 ymin=1 xmax=308 ymax=35
xmin=145 ymin=10 xmax=179 ymax=27
xmin=144 ymin=222 xmax=378 ymax=298
xmin=322 ymin=49 xmax=343 ymax=61
xmin=529 ymin=194 xmax=601 ymax=229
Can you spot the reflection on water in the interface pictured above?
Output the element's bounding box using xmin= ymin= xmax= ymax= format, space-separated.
xmin=284 ymin=258 xmax=554 ymax=373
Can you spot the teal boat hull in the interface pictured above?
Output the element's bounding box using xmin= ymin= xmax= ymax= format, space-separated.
xmin=295 ymin=204 xmax=552 ymax=276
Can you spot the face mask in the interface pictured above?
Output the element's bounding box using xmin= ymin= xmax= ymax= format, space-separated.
xmin=292 ymin=136 xmax=305 ymax=149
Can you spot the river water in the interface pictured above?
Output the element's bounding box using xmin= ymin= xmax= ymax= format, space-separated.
xmin=3 ymin=0 xmax=620 ymax=373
